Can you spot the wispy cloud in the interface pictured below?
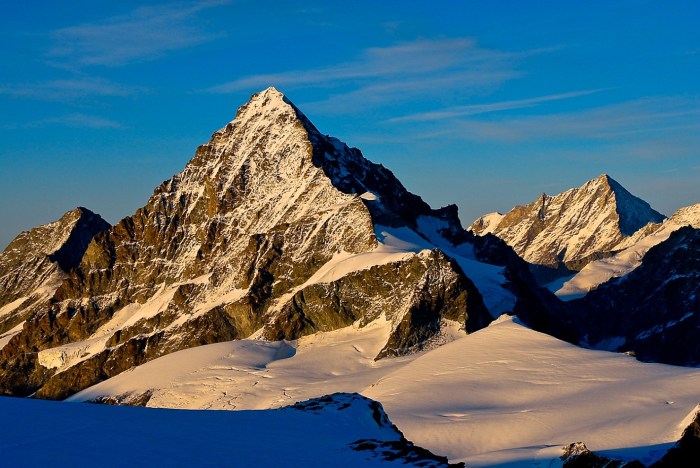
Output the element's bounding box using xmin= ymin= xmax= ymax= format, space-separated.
xmin=43 ymin=113 xmax=124 ymax=129
xmin=2 ymin=113 xmax=124 ymax=130
xmin=396 ymin=96 xmax=700 ymax=146
xmin=209 ymin=39 xmax=508 ymax=91
xmin=386 ymin=89 xmax=610 ymax=123
xmin=0 ymin=77 xmax=139 ymax=101
xmin=207 ymin=38 xmax=536 ymax=112
xmin=48 ymin=0 xmax=228 ymax=67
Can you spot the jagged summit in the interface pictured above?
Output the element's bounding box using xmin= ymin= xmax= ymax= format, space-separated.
xmin=469 ymin=174 xmax=666 ymax=272
xmin=208 ymin=86 xmax=448 ymax=231
xmin=587 ymin=173 xmax=665 ymax=236
xmin=0 ymin=207 xmax=109 ymax=306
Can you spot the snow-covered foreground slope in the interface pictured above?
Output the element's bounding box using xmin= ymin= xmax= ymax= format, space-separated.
xmin=364 ymin=317 xmax=700 ymax=466
xmin=554 ymin=203 xmax=700 ymax=299
xmin=72 ymin=317 xmax=700 ymax=466
xmin=0 ymin=393 xmax=453 ymax=467
xmin=71 ymin=316 xmax=411 ymax=409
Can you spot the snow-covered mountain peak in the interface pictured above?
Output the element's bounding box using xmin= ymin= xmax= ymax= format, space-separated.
xmin=591 ymin=172 xmax=611 ymax=185
xmin=602 ymin=175 xmax=665 ymax=235
xmin=232 ymin=86 xmax=295 ymax=124
xmin=4 ymin=88 xmax=535 ymax=399
xmin=669 ymin=202 xmax=700 ymax=226
xmin=256 ymin=85 xmax=285 ymax=99
xmin=469 ymin=174 xmax=666 ymax=271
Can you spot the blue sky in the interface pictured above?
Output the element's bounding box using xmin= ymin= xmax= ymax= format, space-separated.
xmin=1 ymin=0 xmax=698 ymax=248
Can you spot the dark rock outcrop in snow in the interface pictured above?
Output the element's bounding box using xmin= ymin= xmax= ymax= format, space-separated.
xmin=560 ymin=442 xmax=643 ymax=467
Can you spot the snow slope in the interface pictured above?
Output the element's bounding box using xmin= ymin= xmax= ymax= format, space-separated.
xmin=71 ymin=316 xmax=411 ymax=410
xmin=365 ymin=316 xmax=700 ymax=466
xmin=468 ymin=212 xmax=504 ymax=235
xmin=0 ymin=393 xmax=451 ymax=467
xmin=555 ymin=202 xmax=700 ymax=298
xmin=72 ymin=316 xmax=700 ymax=466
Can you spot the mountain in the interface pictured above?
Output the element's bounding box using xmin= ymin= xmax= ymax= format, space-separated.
xmin=469 ymin=174 xmax=666 ymax=275
xmin=564 ymin=226 xmax=700 ymax=365
xmin=0 ymin=393 xmax=460 ymax=467
xmin=554 ymin=202 xmax=700 ymax=298
xmin=0 ymin=87 xmax=554 ymax=399
xmin=0 ymin=207 xmax=109 ymax=348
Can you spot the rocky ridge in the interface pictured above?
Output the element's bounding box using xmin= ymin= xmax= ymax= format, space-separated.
xmin=0 ymin=87 xmax=554 ymax=399
xmin=560 ymin=406 xmax=700 ymax=467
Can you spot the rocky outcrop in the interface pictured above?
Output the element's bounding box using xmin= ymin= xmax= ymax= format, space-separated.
xmin=2 ymin=87 xmax=547 ymax=399
xmin=0 ymin=207 xmax=109 ymax=338
xmin=469 ymin=174 xmax=665 ymax=273
xmin=263 ymin=250 xmax=489 ymax=358
xmin=560 ymin=442 xmax=643 ymax=467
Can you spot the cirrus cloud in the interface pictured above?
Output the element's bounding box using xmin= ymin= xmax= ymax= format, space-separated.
xmin=48 ymin=0 xmax=229 ymax=68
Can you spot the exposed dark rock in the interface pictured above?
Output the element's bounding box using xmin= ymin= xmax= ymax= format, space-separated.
xmin=89 ymin=390 xmax=153 ymax=407
xmin=262 ymin=250 xmax=490 ymax=359
xmin=350 ymin=439 xmax=465 ymax=467
xmin=560 ymin=442 xmax=643 ymax=467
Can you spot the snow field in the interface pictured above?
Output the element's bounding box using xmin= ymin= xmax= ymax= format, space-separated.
xmin=71 ymin=316 xmax=700 ymax=466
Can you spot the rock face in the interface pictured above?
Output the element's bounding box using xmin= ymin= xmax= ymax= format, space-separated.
xmin=565 ymin=226 xmax=700 ymax=366
xmin=0 ymin=208 xmax=109 ymax=339
xmin=469 ymin=175 xmax=665 ymax=273
xmin=0 ymin=87 xmax=555 ymax=399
